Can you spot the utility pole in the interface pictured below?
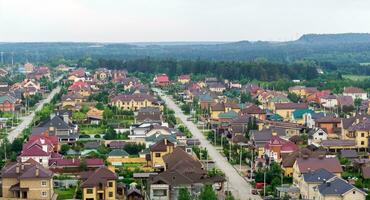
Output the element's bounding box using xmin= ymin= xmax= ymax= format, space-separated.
xmin=239 ymin=145 xmax=242 ymax=172
xmin=11 ymin=52 xmax=14 ymax=67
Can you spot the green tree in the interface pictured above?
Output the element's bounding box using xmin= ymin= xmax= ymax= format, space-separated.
xmin=199 ymin=185 xmax=217 ymax=200
xmin=103 ymin=127 xmax=117 ymax=140
xmin=287 ymin=92 xmax=300 ymax=103
xmin=178 ymin=188 xmax=191 ymax=200
xmin=72 ymin=111 xmax=87 ymax=123
xmin=79 ymin=160 xmax=88 ymax=171
xmin=60 ymin=144 xmax=70 ymax=155
xmin=240 ymin=92 xmax=252 ymax=103
xmin=96 ymin=102 xmax=104 ymax=110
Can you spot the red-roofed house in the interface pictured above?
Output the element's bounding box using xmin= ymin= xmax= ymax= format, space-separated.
xmin=68 ymin=81 xmax=92 ymax=97
xmin=49 ymin=158 xmax=104 ymax=173
xmin=343 ymin=87 xmax=368 ymax=100
xmin=20 ymin=136 xmax=61 ymax=167
xmin=153 ymin=74 xmax=170 ymax=87
xmin=264 ymin=133 xmax=298 ymax=162
xmin=178 ymin=75 xmax=190 ymax=84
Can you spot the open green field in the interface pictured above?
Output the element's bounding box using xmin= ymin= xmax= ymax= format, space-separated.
xmin=55 ymin=187 xmax=75 ymax=200
xmin=343 ymin=75 xmax=370 ymax=81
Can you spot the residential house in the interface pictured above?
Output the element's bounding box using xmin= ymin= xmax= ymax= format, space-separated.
xmin=293 ymin=157 xmax=342 ymax=186
xmin=288 ymin=86 xmax=318 ymax=97
xmin=337 ymin=95 xmax=354 ymax=108
xmin=230 ymin=114 xmax=251 ymax=135
xmin=291 ymin=109 xmax=314 ymax=124
xmin=136 ymin=107 xmax=162 ymax=124
xmin=68 ymin=81 xmax=92 ymax=97
xmin=343 ymin=87 xmax=368 ymax=100
xmin=107 ymin=149 xmax=146 ymax=168
xmin=49 ymin=158 xmax=104 ymax=173
xmin=314 ymin=177 xmax=366 ymax=200
xmin=240 ymin=104 xmax=266 ymax=120
xmin=299 ymin=168 xmax=336 ymax=200
xmin=110 ymin=93 xmax=157 ymax=111
xmin=274 ymin=103 xmax=308 ymax=120
xmin=267 ymin=95 xmax=290 ymax=111
xmin=321 ymin=140 xmax=357 ymax=152
xmin=263 ymin=133 xmax=298 ymax=162
xmin=56 ymin=64 xmax=70 ymax=72
xmin=87 ymin=107 xmax=104 ymax=124
xmin=24 ymin=62 xmax=35 ymax=73
xmin=1 ymin=161 xmax=55 ymax=199
xmin=178 ymin=75 xmax=190 ymax=84
xmin=35 ymin=114 xmax=78 ymax=143
xmin=208 ymin=82 xmax=226 ymax=93
xmin=315 ymin=116 xmax=341 ymax=136
xmin=308 ymin=128 xmax=328 ymax=145
xmin=20 ymin=135 xmax=61 ymax=167
xmin=94 ymin=68 xmax=110 ymax=80
xmin=0 ymin=94 xmax=16 ymax=112
xmin=80 ymin=166 xmax=118 ymax=200
xmin=148 ymin=139 xmax=175 ymax=170
xmin=320 ymin=94 xmax=338 ymax=108
xmin=344 ymin=117 xmax=370 ymax=151
xmin=153 ymin=74 xmax=170 ymax=87
xmin=68 ymin=68 xmax=86 ymax=82
xmin=148 ymin=147 xmax=224 ymax=200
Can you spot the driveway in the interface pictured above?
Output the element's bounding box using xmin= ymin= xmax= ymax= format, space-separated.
xmin=154 ymin=89 xmax=261 ymax=200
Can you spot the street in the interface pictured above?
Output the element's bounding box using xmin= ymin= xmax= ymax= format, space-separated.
xmin=154 ymin=88 xmax=261 ymax=200
xmin=7 ymin=76 xmax=63 ymax=143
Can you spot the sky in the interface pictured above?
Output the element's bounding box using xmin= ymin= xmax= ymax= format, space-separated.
xmin=0 ymin=0 xmax=370 ymax=42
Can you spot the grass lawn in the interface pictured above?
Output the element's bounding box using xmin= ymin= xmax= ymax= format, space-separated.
xmin=343 ymin=75 xmax=370 ymax=81
xmin=124 ymin=163 xmax=144 ymax=168
xmin=79 ymin=125 xmax=106 ymax=135
xmin=55 ymin=187 xmax=75 ymax=200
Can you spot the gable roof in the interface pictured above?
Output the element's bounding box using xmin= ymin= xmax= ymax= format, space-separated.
xmin=275 ymin=103 xmax=308 ymax=110
xmin=303 ymin=168 xmax=335 ymax=183
xmin=296 ymin=157 xmax=342 ymax=174
xmin=318 ymin=177 xmax=364 ymax=196
xmin=80 ymin=166 xmax=117 ymax=188
xmin=108 ymin=149 xmax=130 ymax=157
xmin=2 ymin=162 xmax=53 ymax=179
xmin=150 ymin=139 xmax=174 ymax=152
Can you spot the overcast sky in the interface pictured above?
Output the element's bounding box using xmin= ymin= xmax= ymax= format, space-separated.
xmin=0 ymin=0 xmax=370 ymax=42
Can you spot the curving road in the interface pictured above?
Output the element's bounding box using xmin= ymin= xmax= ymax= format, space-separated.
xmin=154 ymin=88 xmax=261 ymax=200
xmin=7 ymin=76 xmax=63 ymax=142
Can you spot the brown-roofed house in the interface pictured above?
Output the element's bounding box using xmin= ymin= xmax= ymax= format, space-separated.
xmin=274 ymin=103 xmax=308 ymax=120
xmin=149 ymin=139 xmax=175 ymax=169
xmin=1 ymin=161 xmax=55 ymax=199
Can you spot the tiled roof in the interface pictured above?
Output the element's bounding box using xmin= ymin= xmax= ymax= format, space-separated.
xmin=80 ymin=166 xmax=117 ymax=188
xmin=296 ymin=157 xmax=342 ymax=174
xmin=343 ymin=87 xmax=365 ymax=94
xmin=275 ymin=103 xmax=308 ymax=110
xmin=149 ymin=139 xmax=174 ymax=152
xmin=321 ymin=140 xmax=356 ymax=147
xmin=2 ymin=162 xmax=53 ymax=179
xmin=340 ymin=149 xmax=358 ymax=158
xmin=20 ymin=145 xmax=50 ymax=157
xmin=241 ymin=104 xmax=265 ymax=114
xmin=303 ymin=168 xmax=335 ymax=183
xmin=111 ymin=93 xmax=156 ymax=103
xmin=108 ymin=149 xmax=130 ymax=157
xmin=318 ymin=177 xmax=361 ymax=196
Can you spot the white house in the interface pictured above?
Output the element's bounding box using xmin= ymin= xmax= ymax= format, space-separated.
xmin=343 ymin=87 xmax=368 ymax=100
xmin=308 ymin=128 xmax=328 ymax=145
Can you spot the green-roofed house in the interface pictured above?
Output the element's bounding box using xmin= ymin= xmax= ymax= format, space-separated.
xmin=218 ymin=110 xmax=238 ymax=125
xmin=269 ymin=113 xmax=283 ymax=121
xmin=292 ymin=109 xmax=315 ymax=124
xmin=0 ymin=95 xmax=16 ymax=112
xmin=198 ymin=94 xmax=215 ymax=110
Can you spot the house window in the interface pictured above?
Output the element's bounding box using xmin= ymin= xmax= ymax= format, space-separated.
xmin=361 ymin=133 xmax=365 ymax=137
xmin=361 ymin=141 xmax=365 ymax=145
xmin=87 ymin=189 xmax=93 ymax=194
xmin=41 ymin=180 xmax=47 ymax=186
xmin=155 ymin=153 xmax=161 ymax=157
xmin=153 ymin=189 xmax=167 ymax=196
xmin=109 ymin=192 xmax=113 ymax=197
xmin=41 ymin=191 xmax=47 ymax=197
xmin=108 ymin=181 xmax=113 ymax=187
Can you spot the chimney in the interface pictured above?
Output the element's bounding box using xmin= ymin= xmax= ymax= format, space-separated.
xmin=35 ymin=166 xmax=39 ymax=177
xmin=164 ymin=139 xmax=167 ymax=145
xmin=356 ymin=118 xmax=360 ymax=124
xmin=272 ymin=130 xmax=277 ymax=136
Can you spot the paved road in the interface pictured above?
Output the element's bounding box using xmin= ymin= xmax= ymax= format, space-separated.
xmin=154 ymin=89 xmax=261 ymax=200
xmin=7 ymin=76 xmax=63 ymax=142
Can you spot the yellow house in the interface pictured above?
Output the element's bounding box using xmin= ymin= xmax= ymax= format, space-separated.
xmin=107 ymin=149 xmax=146 ymax=168
xmin=81 ymin=166 xmax=118 ymax=200
xmin=150 ymin=139 xmax=175 ymax=169
xmin=274 ymin=103 xmax=308 ymax=120
xmin=2 ymin=162 xmax=55 ymax=199
xmin=110 ymin=93 xmax=157 ymax=111
xmin=178 ymin=75 xmax=190 ymax=84
xmin=61 ymin=93 xmax=84 ymax=109
xmin=342 ymin=118 xmax=370 ymax=152
xmin=210 ymin=103 xmax=225 ymax=120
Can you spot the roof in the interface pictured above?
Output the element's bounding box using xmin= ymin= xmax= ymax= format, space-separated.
xmin=337 ymin=95 xmax=354 ymax=106
xmin=80 ymin=167 xmax=117 ymax=188
xmin=108 ymin=149 xmax=130 ymax=157
xmin=218 ymin=110 xmax=238 ymax=119
xmin=136 ymin=107 xmax=161 ymax=123
xmin=318 ymin=177 xmax=363 ymax=196
xmin=111 ymin=93 xmax=156 ymax=103
xmin=0 ymin=95 xmax=16 ymax=104
xmin=20 ymin=145 xmax=50 ymax=157
xmin=39 ymin=116 xmax=72 ymax=130
xmin=149 ymin=139 xmax=174 ymax=152
xmin=292 ymin=109 xmax=314 ymax=119
xmin=211 ymin=103 xmax=225 ymax=111
xmin=296 ymin=157 xmax=342 ymax=174
xmin=264 ymin=135 xmax=299 ymax=152
xmin=2 ymin=162 xmax=53 ymax=179
xmin=49 ymin=158 xmax=104 ymax=167
xmin=241 ymin=104 xmax=265 ymax=114
xmin=155 ymin=74 xmax=170 ymax=83
xmin=340 ymin=149 xmax=358 ymax=158
xmin=321 ymin=140 xmax=356 ymax=147
xmin=303 ymin=168 xmax=335 ymax=183
xmin=315 ymin=116 xmax=341 ymax=123
xmin=275 ymin=103 xmax=308 ymax=110
xmin=343 ymin=87 xmax=365 ymax=94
